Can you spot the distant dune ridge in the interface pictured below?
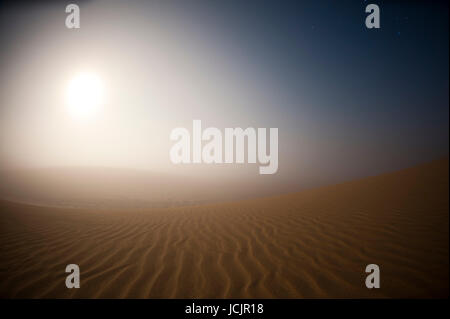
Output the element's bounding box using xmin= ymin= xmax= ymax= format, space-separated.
xmin=0 ymin=158 xmax=448 ymax=298
xmin=0 ymin=167 xmax=295 ymax=209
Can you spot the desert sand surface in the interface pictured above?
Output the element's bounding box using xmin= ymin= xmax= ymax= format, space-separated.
xmin=0 ymin=158 xmax=448 ymax=298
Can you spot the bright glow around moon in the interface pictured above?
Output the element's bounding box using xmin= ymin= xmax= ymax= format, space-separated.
xmin=66 ymin=72 xmax=104 ymax=118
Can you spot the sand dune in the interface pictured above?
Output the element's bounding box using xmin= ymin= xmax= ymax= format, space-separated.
xmin=0 ymin=158 xmax=448 ymax=298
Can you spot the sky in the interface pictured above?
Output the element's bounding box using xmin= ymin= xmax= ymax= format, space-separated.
xmin=0 ymin=0 xmax=448 ymax=191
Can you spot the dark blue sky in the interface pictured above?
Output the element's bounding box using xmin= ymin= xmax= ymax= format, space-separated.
xmin=175 ymin=0 xmax=448 ymax=134
xmin=162 ymin=0 xmax=449 ymax=179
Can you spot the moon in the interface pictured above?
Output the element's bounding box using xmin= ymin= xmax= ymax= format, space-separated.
xmin=66 ymin=72 xmax=104 ymax=118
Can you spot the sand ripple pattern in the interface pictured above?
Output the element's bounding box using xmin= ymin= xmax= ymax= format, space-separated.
xmin=0 ymin=159 xmax=448 ymax=298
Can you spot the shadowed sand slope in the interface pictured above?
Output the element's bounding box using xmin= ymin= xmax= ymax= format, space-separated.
xmin=0 ymin=158 xmax=448 ymax=298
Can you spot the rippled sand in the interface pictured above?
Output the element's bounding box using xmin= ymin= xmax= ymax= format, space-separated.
xmin=0 ymin=159 xmax=448 ymax=298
